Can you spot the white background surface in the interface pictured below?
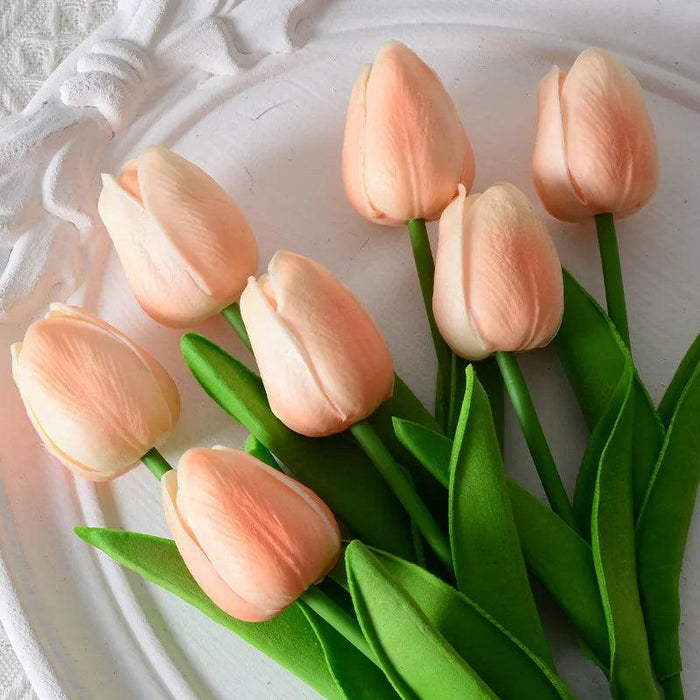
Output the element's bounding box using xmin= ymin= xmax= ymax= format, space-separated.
xmin=1 ymin=4 xmax=116 ymax=697
xmin=1 ymin=1 xmax=699 ymax=698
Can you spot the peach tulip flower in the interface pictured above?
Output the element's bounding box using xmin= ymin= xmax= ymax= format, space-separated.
xmin=342 ymin=40 xmax=475 ymax=226
xmin=98 ymin=146 xmax=258 ymax=327
xmin=240 ymin=251 xmax=394 ymax=437
xmin=533 ymin=47 xmax=658 ymax=221
xmin=162 ymin=447 xmax=341 ymax=622
xmin=11 ymin=304 xmax=179 ymax=481
xmin=433 ymin=183 xmax=563 ymax=360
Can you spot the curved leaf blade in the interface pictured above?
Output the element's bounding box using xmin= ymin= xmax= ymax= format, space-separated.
xmin=395 ymin=411 xmax=609 ymax=670
xmin=637 ymin=359 xmax=700 ymax=683
xmin=508 ymin=482 xmax=609 ymax=671
xmin=75 ymin=528 xmax=342 ymax=700
xmin=449 ymin=366 xmax=552 ymax=665
xmin=574 ymin=363 xmax=636 ymax=537
xmin=346 ymin=541 xmax=497 ymax=700
xmin=371 ymin=548 xmax=574 ymax=699
xmin=393 ymin=418 xmax=451 ymax=488
xmin=181 ymin=333 xmax=414 ymax=559
xmin=299 ymin=604 xmax=399 ymax=700
xmin=657 ymin=332 xmax=700 ymax=428
xmin=589 ymin=362 xmax=657 ymax=699
xmin=556 ymin=269 xmax=664 ymax=511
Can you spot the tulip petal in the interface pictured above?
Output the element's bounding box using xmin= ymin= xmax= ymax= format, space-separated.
xmin=117 ymin=159 xmax=141 ymax=201
xmin=532 ymin=67 xmax=591 ymax=222
xmin=562 ymin=48 xmax=659 ymax=217
xmin=362 ymin=41 xmax=474 ymax=223
xmin=138 ymin=146 xmax=258 ymax=300
xmin=342 ymin=64 xmax=398 ymax=225
xmin=267 ymin=252 xmax=394 ymax=429
xmin=11 ymin=342 xmax=124 ymax=482
xmin=433 ymin=185 xmax=491 ymax=360
xmin=47 ymin=304 xmax=179 ymax=426
xmin=98 ymin=146 xmax=258 ymax=327
xmin=466 ymin=184 xmax=564 ymax=353
xmin=176 ymin=448 xmax=340 ymax=621
xmin=240 ymin=276 xmax=346 ymax=437
xmin=13 ymin=314 xmax=175 ymax=476
xmin=161 ymin=470 xmax=265 ymax=622
xmin=99 ymin=174 xmax=219 ymax=326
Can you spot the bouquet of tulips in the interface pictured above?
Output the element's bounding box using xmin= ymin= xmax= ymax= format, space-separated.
xmin=11 ymin=42 xmax=700 ymax=700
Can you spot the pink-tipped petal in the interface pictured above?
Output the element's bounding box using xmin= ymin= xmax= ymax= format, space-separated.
xmin=433 ymin=186 xmax=490 ymax=360
xmin=468 ymin=184 xmax=563 ymax=353
xmin=241 ymin=252 xmax=394 ymax=437
xmin=11 ymin=306 xmax=179 ymax=479
xmin=240 ymin=275 xmax=346 ymax=437
xmin=561 ymin=48 xmax=659 ymax=217
xmin=344 ymin=41 xmax=474 ymax=225
xmin=99 ymin=173 xmax=216 ymax=326
xmin=46 ymin=304 xmax=179 ymax=426
xmin=342 ymin=65 xmax=401 ymax=225
xmin=268 ymin=252 xmax=394 ymax=424
xmin=98 ymin=147 xmax=258 ymax=327
xmin=11 ymin=341 xmax=123 ymax=482
xmin=161 ymin=470 xmax=265 ymax=621
xmin=532 ymin=67 xmax=591 ymax=222
xmin=117 ymin=159 xmax=141 ymax=201
xmin=138 ymin=147 xmax=258 ymax=299
xmin=172 ymin=448 xmax=341 ymax=621
xmin=434 ymin=184 xmax=563 ymax=359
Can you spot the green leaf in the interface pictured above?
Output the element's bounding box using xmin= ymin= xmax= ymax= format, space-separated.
xmin=556 ymin=269 xmax=664 ymax=511
xmin=637 ymin=358 xmax=700 ymax=684
xmin=345 ymin=541 xmax=497 ymax=700
xmin=370 ymin=374 xmax=447 ymax=523
xmin=574 ymin=361 xmax=636 ymax=537
xmin=473 ymin=356 xmax=505 ymax=449
xmin=589 ymin=361 xmax=657 ymax=699
xmin=393 ymin=418 xmax=450 ymax=488
xmin=657 ymin=332 xmax=700 ymax=428
xmin=75 ymin=528 xmax=342 ymax=700
xmin=298 ymin=604 xmax=399 ymax=700
xmin=449 ymin=366 xmax=552 ymax=666
xmin=508 ymin=482 xmax=609 ymax=672
xmin=394 ymin=415 xmax=610 ymax=672
xmin=243 ymin=434 xmax=278 ymax=469
xmin=370 ymin=548 xmax=574 ymax=699
xmin=181 ymin=333 xmax=414 ymax=560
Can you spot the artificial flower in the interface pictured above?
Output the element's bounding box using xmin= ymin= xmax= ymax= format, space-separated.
xmin=98 ymin=146 xmax=258 ymax=326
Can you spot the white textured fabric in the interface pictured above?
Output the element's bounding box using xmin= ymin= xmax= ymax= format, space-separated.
xmin=0 ymin=3 xmax=116 ymax=694
xmin=0 ymin=0 xmax=116 ymax=116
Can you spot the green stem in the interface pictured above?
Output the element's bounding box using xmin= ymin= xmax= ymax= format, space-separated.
xmin=141 ymin=447 xmax=173 ymax=480
xmin=301 ymin=586 xmax=377 ymax=664
xmin=407 ymin=218 xmax=451 ymax=428
xmin=495 ymin=352 xmax=577 ymax=530
xmin=595 ymin=213 xmax=631 ymax=349
xmin=222 ymin=302 xmax=252 ymax=352
xmin=661 ymin=675 xmax=684 ymax=700
xmin=350 ymin=420 xmax=453 ymax=571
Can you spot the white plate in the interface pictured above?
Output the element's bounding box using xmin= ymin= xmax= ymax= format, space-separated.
xmin=1 ymin=1 xmax=699 ymax=698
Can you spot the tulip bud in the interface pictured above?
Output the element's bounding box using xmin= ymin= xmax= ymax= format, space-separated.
xmin=240 ymin=251 xmax=394 ymax=437
xmin=11 ymin=304 xmax=179 ymax=481
xmin=162 ymin=447 xmax=341 ymax=622
xmin=533 ymin=47 xmax=658 ymax=222
xmin=98 ymin=146 xmax=258 ymax=327
xmin=342 ymin=40 xmax=474 ymax=226
xmin=433 ymin=183 xmax=563 ymax=360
